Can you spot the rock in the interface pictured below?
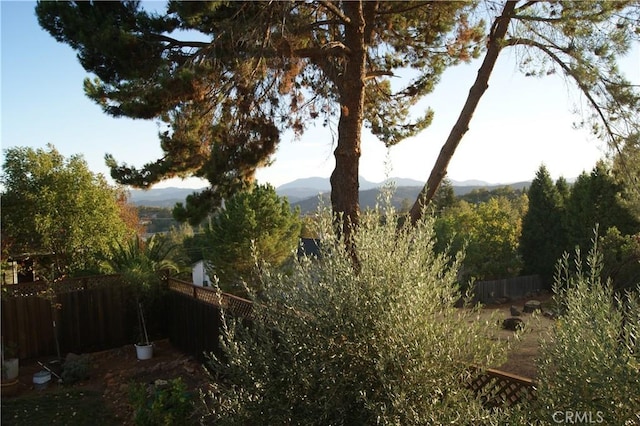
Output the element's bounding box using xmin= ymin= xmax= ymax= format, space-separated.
xmin=65 ymin=352 xmax=82 ymax=362
xmin=543 ymin=310 xmax=556 ymax=319
xmin=502 ymin=317 xmax=525 ymax=331
xmin=510 ymin=305 xmax=521 ymax=316
xmin=523 ymin=300 xmax=542 ymax=313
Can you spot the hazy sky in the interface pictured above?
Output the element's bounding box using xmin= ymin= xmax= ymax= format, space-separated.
xmin=2 ymin=2 xmax=639 ymax=189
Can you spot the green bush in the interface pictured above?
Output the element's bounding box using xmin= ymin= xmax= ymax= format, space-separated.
xmin=62 ymin=354 xmax=91 ymax=385
xmin=527 ymin=240 xmax=640 ymax=424
xmin=204 ymin=199 xmax=510 ymax=425
xmin=129 ymin=378 xmax=195 ymax=426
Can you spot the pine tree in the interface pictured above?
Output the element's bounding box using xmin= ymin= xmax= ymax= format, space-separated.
xmin=409 ymin=1 xmax=640 ymax=224
xmin=36 ymin=1 xmax=483 ymax=236
xmin=565 ymin=161 xmax=640 ymax=252
xmin=204 ymin=184 xmax=301 ymax=295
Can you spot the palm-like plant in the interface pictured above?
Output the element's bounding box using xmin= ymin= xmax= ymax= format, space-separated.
xmin=104 ymin=235 xmax=183 ymax=343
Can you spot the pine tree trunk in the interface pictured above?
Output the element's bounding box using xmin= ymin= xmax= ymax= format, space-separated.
xmin=330 ymin=1 xmax=366 ymax=252
xmin=409 ymin=1 xmax=517 ymax=225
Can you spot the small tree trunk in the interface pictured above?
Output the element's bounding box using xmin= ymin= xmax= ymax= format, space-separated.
xmin=409 ymin=1 xmax=517 ymax=225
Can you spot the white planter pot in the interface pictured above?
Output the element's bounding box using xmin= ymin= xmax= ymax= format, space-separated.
xmin=135 ymin=343 xmax=153 ymax=360
xmin=33 ymin=370 xmax=51 ymax=390
xmin=3 ymin=358 xmax=19 ymax=381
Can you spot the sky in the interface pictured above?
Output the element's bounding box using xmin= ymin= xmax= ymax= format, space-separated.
xmin=2 ymin=1 xmax=639 ymax=190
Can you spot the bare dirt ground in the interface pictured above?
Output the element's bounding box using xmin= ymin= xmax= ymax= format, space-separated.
xmin=12 ymin=339 xmax=210 ymax=424
xmin=8 ymin=294 xmax=555 ymax=422
xmin=478 ymin=293 xmax=556 ymax=379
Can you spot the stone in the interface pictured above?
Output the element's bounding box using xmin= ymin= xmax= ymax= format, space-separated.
xmin=502 ymin=317 xmax=525 ymax=331
xmin=495 ymin=297 xmax=510 ymax=305
xmin=523 ymin=300 xmax=542 ymax=313
xmin=510 ymin=305 xmax=521 ymax=316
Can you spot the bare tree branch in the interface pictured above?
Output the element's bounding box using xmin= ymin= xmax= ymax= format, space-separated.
xmin=365 ymin=70 xmax=395 ymax=80
xmin=319 ymin=0 xmax=351 ymax=25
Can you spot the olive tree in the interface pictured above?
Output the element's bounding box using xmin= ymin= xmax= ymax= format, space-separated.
xmin=526 ymin=240 xmax=640 ymax=424
xmin=203 ymin=198 xmax=510 ymax=425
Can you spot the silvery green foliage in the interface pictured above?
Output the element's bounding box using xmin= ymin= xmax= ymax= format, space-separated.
xmin=531 ymin=241 xmax=640 ymax=425
xmin=203 ymin=196 xmax=509 ymax=425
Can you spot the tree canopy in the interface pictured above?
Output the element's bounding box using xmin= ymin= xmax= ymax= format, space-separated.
xmin=409 ymin=0 xmax=640 ymax=223
xmin=435 ymin=195 xmax=526 ymax=282
xmin=204 ymin=183 xmax=301 ymax=295
xmin=565 ymin=160 xmax=640 ymax=251
xmin=36 ymin=0 xmax=484 ymax=233
xmin=1 ymin=144 xmax=137 ymax=277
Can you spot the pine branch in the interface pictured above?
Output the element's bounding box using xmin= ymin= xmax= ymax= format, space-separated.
xmin=505 ymin=37 xmax=617 ymax=144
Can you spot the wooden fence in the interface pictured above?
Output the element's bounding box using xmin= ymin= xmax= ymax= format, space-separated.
xmin=474 ymin=275 xmax=542 ymax=303
xmin=2 ymin=275 xmax=538 ymax=408
xmin=167 ymin=278 xmax=252 ymax=363
xmin=1 ymin=275 xmax=135 ymax=359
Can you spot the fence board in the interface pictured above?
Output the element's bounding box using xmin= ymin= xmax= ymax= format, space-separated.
xmin=167 ymin=278 xmax=253 ymax=363
xmin=1 ymin=275 xmax=135 ymax=359
xmin=474 ymin=275 xmax=542 ymax=303
xmin=168 ymin=291 xmax=224 ymax=363
xmin=4 ymin=275 xmax=539 ymax=408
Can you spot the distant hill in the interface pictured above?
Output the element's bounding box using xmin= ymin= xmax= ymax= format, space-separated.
xmin=277 ymin=176 xmax=425 ymax=201
xmin=128 ymin=187 xmax=202 ymax=207
xmin=128 ymin=178 xmax=532 ymax=209
xmin=290 ymin=182 xmax=532 ymax=215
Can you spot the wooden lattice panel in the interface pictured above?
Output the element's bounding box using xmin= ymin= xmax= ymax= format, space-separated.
xmin=466 ymin=367 xmax=537 ymax=408
xmin=168 ymin=279 xmax=193 ymax=296
xmin=168 ymin=278 xmax=254 ymax=318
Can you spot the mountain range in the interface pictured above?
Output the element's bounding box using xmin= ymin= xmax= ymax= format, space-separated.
xmin=128 ymin=176 xmax=531 ymax=210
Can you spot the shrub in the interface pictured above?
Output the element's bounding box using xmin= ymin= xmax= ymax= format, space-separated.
xmin=129 ymin=378 xmax=195 ymax=426
xmin=529 ymin=239 xmax=640 ymax=424
xmin=203 ymin=198 xmax=510 ymax=425
xmin=61 ymin=354 xmax=91 ymax=385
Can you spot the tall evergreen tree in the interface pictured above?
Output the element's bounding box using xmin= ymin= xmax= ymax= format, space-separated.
xmin=204 ymin=184 xmax=301 ymax=295
xmin=519 ymin=165 xmax=566 ymax=287
xmin=565 ymin=161 xmax=640 ymax=252
xmin=612 ymin=132 xmax=640 ymax=222
xmin=409 ymin=1 xmax=640 ymax=224
xmin=35 ymin=1 xmax=483 ymax=240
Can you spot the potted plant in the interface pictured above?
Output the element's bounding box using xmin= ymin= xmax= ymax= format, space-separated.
xmin=1 ymin=338 xmax=19 ymax=397
xmin=104 ymin=235 xmax=183 ymax=360
xmin=1 ymin=339 xmax=19 ymax=380
xmin=134 ymin=302 xmax=153 ymax=360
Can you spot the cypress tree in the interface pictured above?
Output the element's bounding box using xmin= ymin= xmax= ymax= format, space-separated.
xmin=519 ymin=165 xmax=566 ymax=288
